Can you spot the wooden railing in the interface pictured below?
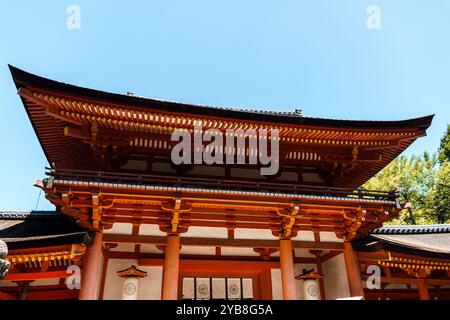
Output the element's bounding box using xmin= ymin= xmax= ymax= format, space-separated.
xmin=46 ymin=168 xmax=399 ymax=202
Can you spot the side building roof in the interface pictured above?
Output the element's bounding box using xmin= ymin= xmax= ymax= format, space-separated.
xmin=353 ymin=224 xmax=450 ymax=260
xmin=0 ymin=210 xmax=91 ymax=250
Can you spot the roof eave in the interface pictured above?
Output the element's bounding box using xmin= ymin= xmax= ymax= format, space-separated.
xmin=9 ymin=65 xmax=434 ymax=130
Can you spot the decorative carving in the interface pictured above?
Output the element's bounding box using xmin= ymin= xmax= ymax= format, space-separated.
xmin=124 ymin=282 xmax=137 ymax=296
xmin=228 ymin=284 xmax=240 ymax=295
xmin=197 ymin=284 xmax=209 ymax=295
xmin=253 ymin=248 xmax=278 ymax=260
xmin=117 ymin=265 xmax=148 ymax=278
xmin=307 ymin=283 xmax=318 ymax=297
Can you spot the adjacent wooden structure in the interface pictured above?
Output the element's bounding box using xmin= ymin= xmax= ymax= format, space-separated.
xmin=354 ymin=225 xmax=450 ymax=300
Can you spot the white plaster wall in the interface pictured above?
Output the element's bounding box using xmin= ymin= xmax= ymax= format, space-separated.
xmin=139 ymin=224 xmax=166 ymax=236
xmin=294 ymin=249 xmax=316 ymax=258
xmin=181 ymin=227 xmax=228 ymax=238
xmin=102 ymin=258 xmax=162 ymax=300
xmin=140 ymin=244 xmax=163 ymax=254
xmin=221 ymin=247 xmax=259 ymax=256
xmin=291 ymin=231 xmax=315 ymax=241
xmin=271 ymin=269 xmax=283 ymax=300
xmin=319 ymin=232 xmax=343 ymax=242
xmin=104 ymin=222 xmax=133 ymax=235
xmin=139 ymin=266 xmax=163 ymax=300
xmin=234 ymin=228 xmax=276 ymax=240
xmin=180 ymin=246 xmax=216 ymax=255
xmin=321 ymin=253 xmax=350 ymax=299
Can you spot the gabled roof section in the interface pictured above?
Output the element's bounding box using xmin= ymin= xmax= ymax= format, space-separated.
xmin=0 ymin=210 xmax=91 ymax=249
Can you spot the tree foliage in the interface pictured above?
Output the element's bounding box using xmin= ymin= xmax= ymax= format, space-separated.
xmin=430 ymin=161 xmax=450 ymax=223
xmin=438 ymin=124 xmax=450 ymax=163
xmin=363 ymin=126 xmax=450 ymax=225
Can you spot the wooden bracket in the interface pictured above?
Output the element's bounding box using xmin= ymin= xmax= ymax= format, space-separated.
xmin=90 ymin=193 xmax=115 ymax=230
xmin=277 ymin=201 xmax=301 ymax=239
xmin=343 ymin=206 xmax=367 ymax=240
xmin=253 ymin=248 xmax=279 ymax=260
xmin=161 ymin=197 xmax=191 ymax=234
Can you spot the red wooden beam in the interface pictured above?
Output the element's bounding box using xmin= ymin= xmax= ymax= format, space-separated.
xmin=0 ymin=291 xmax=17 ymax=300
xmin=27 ymin=289 xmax=79 ymax=300
xmin=103 ymin=233 xmax=345 ymax=251
xmin=4 ymin=270 xmax=71 ymax=282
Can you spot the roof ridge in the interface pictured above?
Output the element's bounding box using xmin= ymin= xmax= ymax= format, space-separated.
xmin=371 ymin=224 xmax=450 ymax=234
xmin=0 ymin=210 xmax=59 ymax=219
xmin=8 ymin=65 xmax=301 ymax=118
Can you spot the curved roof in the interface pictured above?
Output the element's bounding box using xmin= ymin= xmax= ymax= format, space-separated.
xmin=8 ymin=65 xmax=434 ymax=188
xmin=9 ymin=65 xmax=434 ymax=129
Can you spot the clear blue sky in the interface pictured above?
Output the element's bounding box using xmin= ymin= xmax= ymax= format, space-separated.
xmin=0 ymin=1 xmax=449 ymax=210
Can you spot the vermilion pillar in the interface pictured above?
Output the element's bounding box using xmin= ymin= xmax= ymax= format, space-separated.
xmin=343 ymin=241 xmax=365 ymax=299
xmin=417 ymin=278 xmax=430 ymax=300
xmin=162 ymin=234 xmax=180 ymax=300
xmin=79 ymin=232 xmax=103 ymax=300
xmin=279 ymin=238 xmax=297 ymax=300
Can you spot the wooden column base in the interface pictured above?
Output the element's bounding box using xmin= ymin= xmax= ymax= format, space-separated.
xmin=162 ymin=234 xmax=180 ymax=300
xmin=279 ymin=238 xmax=297 ymax=300
xmin=417 ymin=278 xmax=430 ymax=300
xmin=79 ymin=232 xmax=103 ymax=300
xmin=343 ymin=241 xmax=365 ymax=299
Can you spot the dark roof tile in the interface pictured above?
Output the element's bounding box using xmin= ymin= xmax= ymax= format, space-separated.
xmin=371 ymin=224 xmax=450 ymax=235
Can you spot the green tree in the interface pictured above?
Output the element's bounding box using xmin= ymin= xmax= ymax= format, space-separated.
xmin=364 ymin=152 xmax=438 ymax=225
xmin=428 ymin=161 xmax=450 ymax=223
xmin=438 ymin=124 xmax=450 ymax=163
xmin=364 ymin=126 xmax=450 ymax=225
